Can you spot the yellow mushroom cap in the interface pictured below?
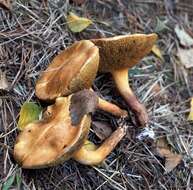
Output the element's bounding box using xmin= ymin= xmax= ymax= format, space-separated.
xmin=35 ymin=40 xmax=99 ymax=101
xmin=92 ymin=33 xmax=157 ymax=72
xmin=14 ymin=96 xmax=91 ymax=169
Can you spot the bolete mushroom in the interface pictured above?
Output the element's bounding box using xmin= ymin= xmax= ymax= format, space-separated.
xmin=92 ymin=33 xmax=158 ymax=126
xmin=35 ymin=40 xmax=127 ymax=117
xmin=14 ymin=90 xmax=126 ymax=168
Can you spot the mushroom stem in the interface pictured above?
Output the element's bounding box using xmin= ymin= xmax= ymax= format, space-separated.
xmin=89 ymin=88 xmax=128 ymax=117
xmin=72 ymin=127 xmax=125 ymax=165
xmin=98 ymin=97 xmax=128 ymax=117
xmin=111 ymin=69 xmax=148 ymax=126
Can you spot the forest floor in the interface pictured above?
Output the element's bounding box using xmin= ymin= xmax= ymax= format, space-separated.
xmin=0 ymin=0 xmax=193 ymax=189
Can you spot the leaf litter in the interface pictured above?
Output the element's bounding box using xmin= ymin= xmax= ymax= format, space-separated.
xmin=66 ymin=12 xmax=93 ymax=33
xmin=0 ymin=1 xmax=193 ymax=189
xmin=175 ymin=25 xmax=193 ymax=47
xmin=156 ymin=137 xmax=183 ymax=173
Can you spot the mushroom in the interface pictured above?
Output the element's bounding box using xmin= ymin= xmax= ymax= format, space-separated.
xmin=14 ymin=90 xmax=126 ymax=168
xmin=35 ymin=40 xmax=127 ymax=117
xmin=92 ymin=33 xmax=158 ymax=126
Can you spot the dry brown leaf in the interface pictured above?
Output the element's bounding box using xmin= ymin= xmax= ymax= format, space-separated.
xmin=178 ymin=47 xmax=193 ymax=69
xmin=0 ymin=70 xmax=9 ymax=90
xmin=92 ymin=121 xmax=113 ymax=140
xmin=0 ymin=0 xmax=11 ymax=10
xmin=165 ymin=154 xmax=182 ymax=173
xmin=156 ymin=137 xmax=182 ymax=173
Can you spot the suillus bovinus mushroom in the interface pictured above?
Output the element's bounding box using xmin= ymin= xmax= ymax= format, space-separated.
xmin=92 ymin=33 xmax=158 ymax=126
xmin=35 ymin=40 xmax=127 ymax=117
xmin=14 ymin=90 xmax=126 ymax=168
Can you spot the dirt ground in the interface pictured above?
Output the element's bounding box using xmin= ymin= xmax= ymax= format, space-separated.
xmin=1 ymin=0 xmax=193 ymax=189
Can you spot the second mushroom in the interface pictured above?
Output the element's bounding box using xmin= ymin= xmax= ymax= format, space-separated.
xmin=92 ymin=33 xmax=157 ymax=126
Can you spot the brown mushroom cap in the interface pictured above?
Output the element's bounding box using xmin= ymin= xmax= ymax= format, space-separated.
xmin=14 ymin=96 xmax=91 ymax=169
xmin=92 ymin=33 xmax=157 ymax=72
xmin=35 ymin=40 xmax=99 ymax=101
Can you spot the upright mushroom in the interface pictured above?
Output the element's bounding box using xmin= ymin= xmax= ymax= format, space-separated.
xmin=92 ymin=33 xmax=157 ymax=126
xmin=14 ymin=90 xmax=126 ymax=168
xmin=35 ymin=40 xmax=127 ymax=117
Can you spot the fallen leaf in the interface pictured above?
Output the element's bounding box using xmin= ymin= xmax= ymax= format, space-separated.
xmin=16 ymin=173 xmax=22 ymax=189
xmin=18 ymin=102 xmax=42 ymax=130
xmin=177 ymin=47 xmax=193 ymax=69
xmin=0 ymin=0 xmax=11 ymax=10
xmin=66 ymin=12 xmax=92 ymax=33
xmin=188 ymin=98 xmax=193 ymax=121
xmin=0 ymin=70 xmax=9 ymax=90
xmin=156 ymin=137 xmax=182 ymax=173
xmin=92 ymin=121 xmax=113 ymax=140
xmin=175 ymin=25 xmax=193 ymax=47
xmin=70 ymin=90 xmax=98 ymax=125
xmin=2 ymin=175 xmax=15 ymax=190
xmin=151 ymin=44 xmax=164 ymax=61
xmin=165 ymin=154 xmax=182 ymax=173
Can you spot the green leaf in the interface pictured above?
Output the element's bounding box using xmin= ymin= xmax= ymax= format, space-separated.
xmin=18 ymin=102 xmax=42 ymax=130
xmin=16 ymin=174 xmax=22 ymax=189
xmin=2 ymin=175 xmax=15 ymax=190
xmin=66 ymin=12 xmax=92 ymax=33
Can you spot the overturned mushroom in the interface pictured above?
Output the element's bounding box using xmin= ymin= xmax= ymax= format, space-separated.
xmin=92 ymin=34 xmax=157 ymax=126
xmin=14 ymin=90 xmax=126 ymax=168
xmin=36 ymin=40 xmax=127 ymax=117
